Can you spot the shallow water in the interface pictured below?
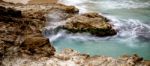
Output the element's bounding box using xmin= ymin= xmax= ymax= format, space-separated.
xmin=46 ymin=0 xmax=150 ymax=60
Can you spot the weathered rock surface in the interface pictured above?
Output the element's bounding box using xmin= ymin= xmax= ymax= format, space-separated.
xmin=19 ymin=36 xmax=55 ymax=57
xmin=0 ymin=4 xmax=55 ymax=60
xmin=63 ymin=13 xmax=117 ymax=36
xmin=0 ymin=0 xmax=80 ymax=61
xmin=2 ymin=49 xmax=149 ymax=66
xmin=0 ymin=0 xmax=80 ymax=58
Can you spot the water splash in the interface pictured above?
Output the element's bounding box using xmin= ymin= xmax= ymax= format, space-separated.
xmin=46 ymin=0 xmax=150 ymax=59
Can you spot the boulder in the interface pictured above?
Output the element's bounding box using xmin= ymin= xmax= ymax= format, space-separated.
xmin=19 ymin=36 xmax=55 ymax=57
xmin=63 ymin=6 xmax=79 ymax=13
xmin=59 ymin=5 xmax=79 ymax=14
xmin=63 ymin=13 xmax=117 ymax=36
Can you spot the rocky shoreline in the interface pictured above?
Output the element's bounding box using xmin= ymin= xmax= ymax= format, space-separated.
xmin=0 ymin=1 xmax=149 ymax=66
xmin=63 ymin=12 xmax=117 ymax=36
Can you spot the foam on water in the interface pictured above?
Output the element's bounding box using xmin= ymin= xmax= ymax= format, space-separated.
xmin=44 ymin=0 xmax=150 ymax=59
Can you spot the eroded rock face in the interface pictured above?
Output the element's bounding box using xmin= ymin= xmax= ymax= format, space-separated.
xmin=0 ymin=5 xmax=55 ymax=60
xmin=63 ymin=13 xmax=117 ymax=36
xmin=0 ymin=2 xmax=80 ymax=61
xmin=19 ymin=36 xmax=55 ymax=57
xmin=2 ymin=49 xmax=148 ymax=66
xmin=54 ymin=49 xmax=147 ymax=66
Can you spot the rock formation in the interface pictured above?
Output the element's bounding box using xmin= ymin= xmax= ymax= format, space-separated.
xmin=2 ymin=49 xmax=149 ymax=66
xmin=0 ymin=5 xmax=55 ymax=60
xmin=63 ymin=13 xmax=117 ymax=36
xmin=0 ymin=1 xmax=149 ymax=66
xmin=19 ymin=36 xmax=55 ymax=58
xmin=0 ymin=1 xmax=79 ymax=63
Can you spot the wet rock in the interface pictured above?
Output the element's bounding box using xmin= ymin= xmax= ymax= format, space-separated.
xmin=6 ymin=7 xmax=22 ymax=17
xmin=19 ymin=36 xmax=55 ymax=57
xmin=63 ymin=13 xmax=117 ymax=36
xmin=0 ymin=6 xmax=22 ymax=22
xmin=0 ymin=6 xmax=22 ymax=17
xmin=82 ymin=12 xmax=110 ymax=22
xmin=54 ymin=5 xmax=79 ymax=14
xmin=63 ymin=6 xmax=79 ymax=13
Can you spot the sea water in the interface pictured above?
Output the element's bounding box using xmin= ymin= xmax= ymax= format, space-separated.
xmin=46 ymin=0 xmax=150 ymax=60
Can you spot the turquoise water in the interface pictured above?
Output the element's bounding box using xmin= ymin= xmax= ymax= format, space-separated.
xmin=46 ymin=0 xmax=150 ymax=60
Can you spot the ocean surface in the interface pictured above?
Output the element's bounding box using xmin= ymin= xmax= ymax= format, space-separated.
xmin=45 ymin=0 xmax=150 ymax=60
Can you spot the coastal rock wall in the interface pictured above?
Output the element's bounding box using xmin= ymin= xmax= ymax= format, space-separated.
xmin=0 ymin=5 xmax=56 ymax=60
xmin=0 ymin=1 xmax=80 ymax=65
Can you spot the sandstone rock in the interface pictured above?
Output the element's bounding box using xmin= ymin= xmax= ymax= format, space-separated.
xmin=19 ymin=36 xmax=55 ymax=57
xmin=82 ymin=12 xmax=109 ymax=22
xmin=144 ymin=60 xmax=150 ymax=66
xmin=59 ymin=5 xmax=79 ymax=14
xmin=64 ymin=6 xmax=79 ymax=13
xmin=0 ymin=5 xmax=56 ymax=63
xmin=28 ymin=0 xmax=58 ymax=4
xmin=63 ymin=13 xmax=117 ymax=36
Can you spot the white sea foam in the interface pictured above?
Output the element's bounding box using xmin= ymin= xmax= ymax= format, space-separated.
xmin=49 ymin=31 xmax=66 ymax=42
xmin=112 ymin=18 xmax=150 ymax=47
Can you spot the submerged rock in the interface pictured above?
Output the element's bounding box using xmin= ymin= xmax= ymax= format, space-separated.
xmin=63 ymin=13 xmax=117 ymax=36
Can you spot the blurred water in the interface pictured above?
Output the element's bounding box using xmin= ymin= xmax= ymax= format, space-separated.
xmin=46 ymin=0 xmax=150 ymax=60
